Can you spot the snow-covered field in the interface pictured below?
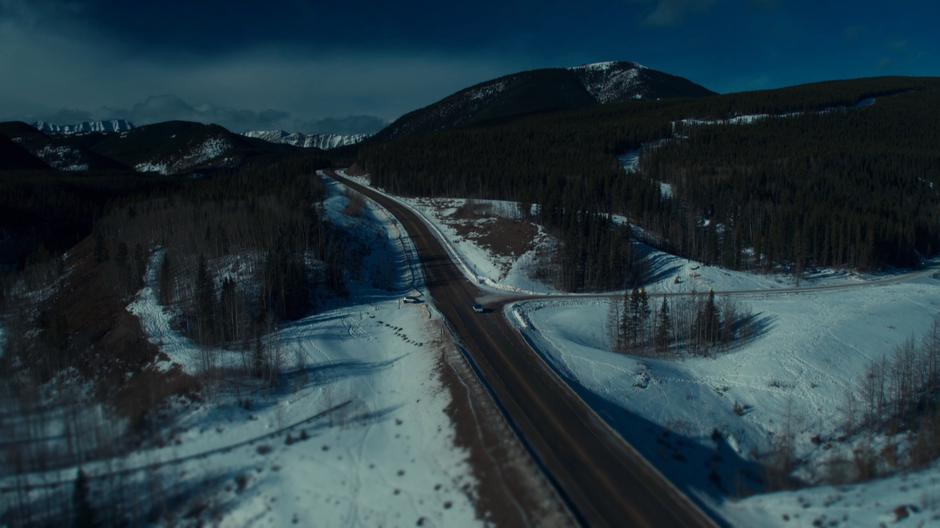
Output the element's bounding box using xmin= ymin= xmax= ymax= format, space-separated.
xmin=727 ymin=462 xmax=940 ymax=527
xmin=2 ymin=174 xmax=485 ymax=527
xmin=509 ymin=271 xmax=940 ymax=526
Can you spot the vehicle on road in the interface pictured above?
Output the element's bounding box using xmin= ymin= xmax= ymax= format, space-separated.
xmin=472 ymin=303 xmax=486 ymax=313
xmin=402 ymin=295 xmax=422 ymax=303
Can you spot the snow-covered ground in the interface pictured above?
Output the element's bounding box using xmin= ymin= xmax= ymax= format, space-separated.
xmin=727 ymin=462 xmax=940 ymax=527
xmin=629 ymin=238 xmax=915 ymax=295
xmin=2 ymin=174 xmax=485 ymax=526
xmin=509 ymin=271 xmax=940 ymax=525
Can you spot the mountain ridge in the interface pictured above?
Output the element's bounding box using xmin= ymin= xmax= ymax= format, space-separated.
xmin=375 ymin=60 xmax=715 ymax=140
xmin=243 ymin=130 xmax=368 ymax=150
xmin=34 ymin=119 xmax=134 ymax=135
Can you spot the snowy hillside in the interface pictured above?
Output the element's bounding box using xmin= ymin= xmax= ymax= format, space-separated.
xmin=33 ymin=119 xmax=134 ymax=135
xmin=243 ymin=130 xmax=368 ymax=149
xmin=34 ymin=144 xmax=89 ymax=171
xmin=2 ymin=174 xmax=486 ymax=526
xmin=134 ymin=136 xmax=231 ymax=175
xmin=508 ymin=268 xmax=940 ymax=525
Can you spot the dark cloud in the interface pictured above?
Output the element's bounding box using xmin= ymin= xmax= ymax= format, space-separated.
xmin=100 ymin=95 xmax=289 ymax=131
xmin=3 ymin=0 xmax=940 ymax=123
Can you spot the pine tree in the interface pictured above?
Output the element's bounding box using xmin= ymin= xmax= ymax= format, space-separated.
xmin=638 ymin=288 xmax=651 ymax=345
xmin=696 ymin=289 xmax=721 ymax=353
xmin=616 ymin=290 xmax=630 ymax=352
xmin=625 ymin=288 xmax=641 ymax=350
xmin=73 ymin=469 xmax=95 ymax=528
xmin=655 ymin=298 xmax=671 ymax=356
xmin=158 ymin=251 xmax=173 ymax=306
xmin=195 ymin=254 xmax=216 ymax=344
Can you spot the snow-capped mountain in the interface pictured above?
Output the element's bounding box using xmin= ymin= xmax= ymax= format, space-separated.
xmin=376 ymin=60 xmax=714 ymax=140
xmin=242 ymin=130 xmax=368 ymax=150
xmin=568 ymin=61 xmax=651 ymax=103
xmin=33 ymin=119 xmax=134 ymax=135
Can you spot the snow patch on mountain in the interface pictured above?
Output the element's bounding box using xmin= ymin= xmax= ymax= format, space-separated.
xmin=569 ymin=61 xmax=651 ymax=104
xmin=243 ymin=130 xmax=368 ymax=149
xmin=35 ymin=145 xmax=88 ymax=171
xmin=135 ymin=136 xmax=230 ymax=175
xmin=468 ymin=80 xmax=507 ymax=101
xmin=33 ymin=119 xmax=134 ymax=135
xmin=568 ymin=60 xmax=647 ymax=72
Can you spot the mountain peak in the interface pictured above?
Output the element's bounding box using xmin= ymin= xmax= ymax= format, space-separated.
xmin=567 ymin=60 xmax=647 ymax=72
xmin=375 ymin=61 xmax=714 ymax=140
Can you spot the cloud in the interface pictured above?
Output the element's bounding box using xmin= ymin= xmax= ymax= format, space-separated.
xmin=629 ymin=0 xmax=715 ymax=27
xmin=298 ymin=115 xmax=389 ymax=135
xmin=0 ymin=1 xmax=524 ymax=129
xmin=99 ymin=95 xmax=290 ymax=131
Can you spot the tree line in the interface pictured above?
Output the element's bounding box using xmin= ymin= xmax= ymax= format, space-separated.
xmin=608 ymin=289 xmax=757 ymax=358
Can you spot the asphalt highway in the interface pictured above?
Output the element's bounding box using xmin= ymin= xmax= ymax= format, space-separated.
xmin=332 ymin=172 xmax=717 ymax=528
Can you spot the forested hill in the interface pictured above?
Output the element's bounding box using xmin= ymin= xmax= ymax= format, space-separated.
xmin=359 ymin=76 xmax=940 ymax=278
xmin=373 ymin=61 xmax=714 ymax=141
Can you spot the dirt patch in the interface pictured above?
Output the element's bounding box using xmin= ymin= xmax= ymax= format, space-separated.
xmin=430 ymin=319 xmax=573 ymax=527
xmin=445 ymin=201 xmax=539 ymax=264
xmin=13 ymin=236 xmax=198 ymax=428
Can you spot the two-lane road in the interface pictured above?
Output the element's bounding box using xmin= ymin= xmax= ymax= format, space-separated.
xmin=331 ymin=171 xmax=716 ymax=527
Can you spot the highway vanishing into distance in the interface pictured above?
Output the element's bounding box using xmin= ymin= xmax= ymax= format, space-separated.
xmin=331 ymin=171 xmax=717 ymax=528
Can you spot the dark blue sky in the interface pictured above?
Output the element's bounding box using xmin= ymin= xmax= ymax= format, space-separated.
xmin=1 ymin=0 xmax=937 ymax=132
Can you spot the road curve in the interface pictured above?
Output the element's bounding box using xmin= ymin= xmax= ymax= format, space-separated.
xmin=330 ymin=171 xmax=717 ymax=528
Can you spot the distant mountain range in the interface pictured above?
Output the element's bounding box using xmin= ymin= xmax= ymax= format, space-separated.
xmin=33 ymin=119 xmax=135 ymax=135
xmin=243 ymin=130 xmax=368 ymax=150
xmin=375 ymin=60 xmax=714 ymax=140
xmin=0 ymin=120 xmax=299 ymax=174
xmin=1 ymin=60 xmax=714 ymax=172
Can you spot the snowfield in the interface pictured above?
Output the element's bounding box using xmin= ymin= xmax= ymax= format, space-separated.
xmin=509 ymin=271 xmax=940 ymax=525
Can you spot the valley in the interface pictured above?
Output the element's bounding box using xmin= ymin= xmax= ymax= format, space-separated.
xmin=2 ymin=43 xmax=940 ymax=527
